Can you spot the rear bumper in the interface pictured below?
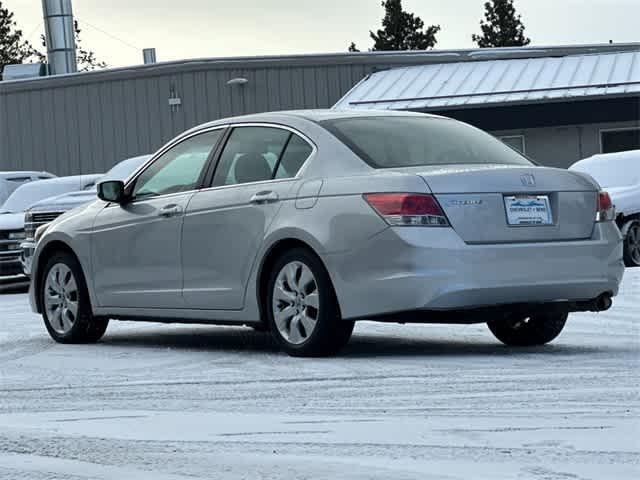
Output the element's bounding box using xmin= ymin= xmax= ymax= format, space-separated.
xmin=325 ymin=222 xmax=625 ymax=320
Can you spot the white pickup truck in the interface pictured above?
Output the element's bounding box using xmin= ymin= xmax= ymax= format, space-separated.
xmin=570 ymin=150 xmax=640 ymax=267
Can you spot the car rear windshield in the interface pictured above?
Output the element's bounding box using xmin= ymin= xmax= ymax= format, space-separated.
xmin=321 ymin=116 xmax=533 ymax=168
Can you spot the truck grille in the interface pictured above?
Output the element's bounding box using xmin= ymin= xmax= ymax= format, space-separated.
xmin=25 ymin=211 xmax=64 ymax=239
xmin=0 ymin=232 xmax=23 ymax=261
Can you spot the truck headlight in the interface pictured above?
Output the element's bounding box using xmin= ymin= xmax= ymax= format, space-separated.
xmin=8 ymin=231 xmax=26 ymax=240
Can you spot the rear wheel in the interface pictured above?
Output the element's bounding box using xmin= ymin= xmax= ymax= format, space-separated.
xmin=41 ymin=252 xmax=109 ymax=344
xmin=266 ymin=248 xmax=354 ymax=357
xmin=487 ymin=312 xmax=567 ymax=347
xmin=623 ymin=220 xmax=640 ymax=267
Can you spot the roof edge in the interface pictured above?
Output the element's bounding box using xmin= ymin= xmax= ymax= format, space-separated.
xmin=2 ymin=42 xmax=639 ymax=93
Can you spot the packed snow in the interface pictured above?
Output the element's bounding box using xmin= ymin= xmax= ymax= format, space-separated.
xmin=0 ymin=271 xmax=638 ymax=479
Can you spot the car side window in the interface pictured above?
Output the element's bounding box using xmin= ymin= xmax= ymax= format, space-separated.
xmin=132 ymin=130 xmax=223 ymax=199
xmin=212 ymin=127 xmax=291 ymax=187
xmin=274 ymin=134 xmax=313 ymax=179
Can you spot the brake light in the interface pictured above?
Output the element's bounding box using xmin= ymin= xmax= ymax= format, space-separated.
xmin=364 ymin=193 xmax=449 ymax=226
xmin=596 ymin=191 xmax=615 ymax=222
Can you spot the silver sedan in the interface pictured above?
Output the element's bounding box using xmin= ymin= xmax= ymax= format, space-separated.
xmin=29 ymin=110 xmax=624 ymax=356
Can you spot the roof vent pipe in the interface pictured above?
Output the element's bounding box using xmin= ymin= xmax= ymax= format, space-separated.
xmin=42 ymin=0 xmax=77 ymax=75
xmin=143 ymin=48 xmax=157 ymax=64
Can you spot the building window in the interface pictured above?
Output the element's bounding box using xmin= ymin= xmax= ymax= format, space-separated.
xmin=601 ymin=128 xmax=640 ymax=154
xmin=498 ymin=135 xmax=526 ymax=154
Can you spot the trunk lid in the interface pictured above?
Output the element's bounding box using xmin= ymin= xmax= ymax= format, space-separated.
xmin=396 ymin=165 xmax=598 ymax=244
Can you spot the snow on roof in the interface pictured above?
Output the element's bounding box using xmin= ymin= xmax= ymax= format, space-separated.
xmin=333 ymin=50 xmax=640 ymax=111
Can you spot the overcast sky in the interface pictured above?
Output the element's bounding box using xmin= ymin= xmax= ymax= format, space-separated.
xmin=8 ymin=0 xmax=640 ymax=68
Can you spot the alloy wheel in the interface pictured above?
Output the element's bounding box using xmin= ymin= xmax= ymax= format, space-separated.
xmin=44 ymin=263 xmax=80 ymax=335
xmin=271 ymin=261 xmax=320 ymax=345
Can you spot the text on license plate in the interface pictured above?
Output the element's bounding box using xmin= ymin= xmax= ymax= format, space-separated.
xmin=504 ymin=195 xmax=553 ymax=226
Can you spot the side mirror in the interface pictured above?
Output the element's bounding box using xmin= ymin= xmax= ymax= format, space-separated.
xmin=97 ymin=180 xmax=127 ymax=204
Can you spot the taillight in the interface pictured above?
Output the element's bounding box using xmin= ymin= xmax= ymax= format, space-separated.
xmin=596 ymin=191 xmax=615 ymax=222
xmin=364 ymin=193 xmax=449 ymax=227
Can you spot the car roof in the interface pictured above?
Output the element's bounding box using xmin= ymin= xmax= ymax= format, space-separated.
xmin=191 ymin=109 xmax=445 ymax=131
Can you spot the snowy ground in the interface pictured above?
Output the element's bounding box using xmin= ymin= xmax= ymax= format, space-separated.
xmin=0 ymin=272 xmax=638 ymax=480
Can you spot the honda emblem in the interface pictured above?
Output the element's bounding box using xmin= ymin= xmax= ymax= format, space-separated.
xmin=521 ymin=174 xmax=536 ymax=187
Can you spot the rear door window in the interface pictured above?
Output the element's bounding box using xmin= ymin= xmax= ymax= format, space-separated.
xmin=212 ymin=127 xmax=290 ymax=187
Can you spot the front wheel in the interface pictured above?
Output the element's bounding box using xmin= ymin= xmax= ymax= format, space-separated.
xmin=40 ymin=252 xmax=109 ymax=344
xmin=266 ymin=248 xmax=354 ymax=357
xmin=487 ymin=312 xmax=567 ymax=347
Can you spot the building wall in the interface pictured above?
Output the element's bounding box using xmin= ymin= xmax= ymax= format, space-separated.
xmin=0 ymin=62 xmax=370 ymax=175
xmin=492 ymin=120 xmax=640 ymax=168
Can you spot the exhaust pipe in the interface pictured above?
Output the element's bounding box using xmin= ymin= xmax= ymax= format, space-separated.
xmin=572 ymin=293 xmax=613 ymax=313
xmin=594 ymin=293 xmax=613 ymax=312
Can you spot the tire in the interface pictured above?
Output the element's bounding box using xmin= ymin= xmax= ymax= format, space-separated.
xmin=623 ymin=220 xmax=640 ymax=268
xmin=266 ymin=247 xmax=354 ymax=357
xmin=487 ymin=312 xmax=568 ymax=347
xmin=40 ymin=252 xmax=109 ymax=344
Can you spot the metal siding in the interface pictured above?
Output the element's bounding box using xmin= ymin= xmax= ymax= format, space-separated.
xmin=41 ymin=90 xmax=57 ymax=174
xmin=157 ymin=75 xmax=174 ymax=145
xmin=267 ymin=68 xmax=282 ymax=111
xmin=4 ymin=95 xmax=14 ymax=170
xmin=88 ymin=82 xmax=105 ymax=174
xmin=76 ymin=84 xmax=92 ymax=175
xmin=303 ymin=67 xmax=317 ymax=108
xmin=15 ymin=92 xmax=31 ymax=171
xmin=315 ymin=66 xmax=329 ymax=107
xmin=171 ymin=74 xmax=186 ymax=136
xmin=99 ymin=82 xmax=114 ymax=170
xmin=145 ymin=77 xmax=162 ymax=153
xmin=0 ymin=94 xmax=7 ymax=169
xmin=14 ymin=93 xmax=28 ymax=170
xmin=64 ymin=87 xmax=81 ymax=175
xmin=290 ymin=69 xmax=306 ymax=110
xmin=121 ymin=79 xmax=138 ymax=160
xmin=28 ymin=91 xmax=45 ymax=171
xmin=188 ymin=72 xmax=200 ymax=126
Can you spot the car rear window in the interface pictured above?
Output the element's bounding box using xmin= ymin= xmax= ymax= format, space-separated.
xmin=321 ymin=116 xmax=533 ymax=168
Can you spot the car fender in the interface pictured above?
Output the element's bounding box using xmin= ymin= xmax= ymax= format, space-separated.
xmin=31 ymin=205 xmax=102 ymax=314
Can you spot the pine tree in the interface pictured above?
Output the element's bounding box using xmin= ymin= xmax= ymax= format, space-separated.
xmin=472 ymin=0 xmax=531 ymax=48
xmin=349 ymin=0 xmax=440 ymax=52
xmin=0 ymin=1 xmax=39 ymax=74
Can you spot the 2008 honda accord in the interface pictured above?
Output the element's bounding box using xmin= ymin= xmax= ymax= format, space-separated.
xmin=29 ymin=110 xmax=624 ymax=356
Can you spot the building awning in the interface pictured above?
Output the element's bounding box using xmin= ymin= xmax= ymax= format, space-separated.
xmin=333 ymin=51 xmax=640 ymax=111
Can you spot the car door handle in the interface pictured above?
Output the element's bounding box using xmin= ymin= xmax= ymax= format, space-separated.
xmin=158 ymin=204 xmax=183 ymax=217
xmin=250 ymin=191 xmax=279 ymax=204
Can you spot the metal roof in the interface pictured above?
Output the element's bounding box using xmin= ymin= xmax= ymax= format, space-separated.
xmin=333 ymin=50 xmax=640 ymax=111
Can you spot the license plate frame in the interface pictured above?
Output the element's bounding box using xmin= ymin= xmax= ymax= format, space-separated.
xmin=504 ymin=195 xmax=553 ymax=226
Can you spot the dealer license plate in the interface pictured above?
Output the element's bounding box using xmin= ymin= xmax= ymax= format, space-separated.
xmin=504 ymin=195 xmax=553 ymax=226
